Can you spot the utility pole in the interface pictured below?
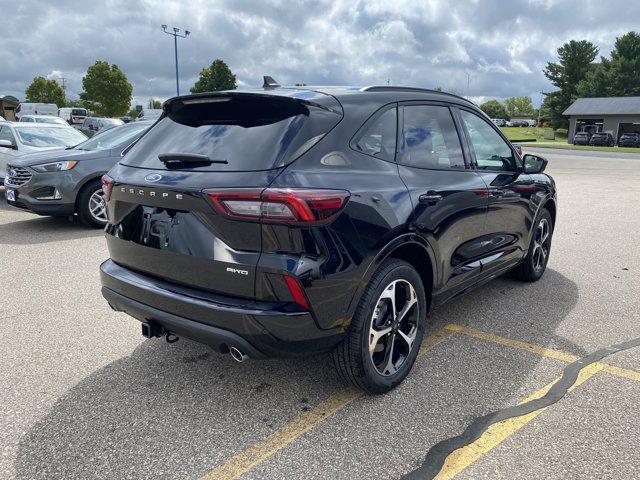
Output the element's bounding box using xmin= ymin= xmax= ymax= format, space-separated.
xmin=162 ymin=25 xmax=190 ymax=96
xmin=60 ymin=77 xmax=67 ymax=93
xmin=465 ymin=72 xmax=472 ymax=97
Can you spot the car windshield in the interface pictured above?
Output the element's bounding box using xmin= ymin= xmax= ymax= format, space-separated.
xmin=101 ymin=118 xmax=124 ymax=127
xmin=35 ymin=117 xmax=66 ymax=125
xmin=75 ymin=122 xmax=149 ymax=151
xmin=72 ymin=109 xmax=87 ymax=116
xmin=15 ymin=126 xmax=87 ymax=148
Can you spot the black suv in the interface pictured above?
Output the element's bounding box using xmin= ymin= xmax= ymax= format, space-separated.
xmin=100 ymin=85 xmax=556 ymax=393
xmin=589 ymin=132 xmax=614 ymax=146
xmin=619 ymin=132 xmax=640 ymax=147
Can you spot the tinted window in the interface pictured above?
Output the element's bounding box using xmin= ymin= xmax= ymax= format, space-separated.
xmin=399 ymin=105 xmax=465 ymax=169
xmin=353 ymin=107 xmax=396 ymax=161
xmin=122 ymin=95 xmax=342 ymax=171
xmin=460 ymin=110 xmax=520 ymax=172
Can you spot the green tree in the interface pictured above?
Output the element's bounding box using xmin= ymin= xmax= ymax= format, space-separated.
xmin=190 ymin=59 xmax=237 ymax=93
xmin=543 ymin=40 xmax=598 ymax=128
xmin=79 ymin=61 xmax=133 ymax=116
xmin=148 ymin=98 xmax=162 ymax=109
xmin=127 ymin=108 xmax=141 ymax=120
xmin=580 ymin=31 xmax=640 ymax=97
xmin=25 ymin=76 xmax=66 ymax=107
xmin=503 ymin=96 xmax=536 ymax=117
xmin=480 ymin=99 xmax=509 ymax=119
xmin=65 ymin=98 xmax=84 ymax=108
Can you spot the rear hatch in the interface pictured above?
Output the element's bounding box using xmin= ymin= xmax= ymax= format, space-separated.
xmin=104 ymin=90 xmax=342 ymax=299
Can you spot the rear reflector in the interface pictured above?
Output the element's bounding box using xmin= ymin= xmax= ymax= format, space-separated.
xmin=101 ymin=175 xmax=114 ymax=201
xmin=205 ymin=188 xmax=349 ymax=225
xmin=283 ymin=274 xmax=310 ymax=310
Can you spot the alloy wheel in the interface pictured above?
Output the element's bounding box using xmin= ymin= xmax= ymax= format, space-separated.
xmin=532 ymin=217 xmax=551 ymax=272
xmin=369 ymin=279 xmax=419 ymax=376
xmin=88 ymin=189 xmax=107 ymax=223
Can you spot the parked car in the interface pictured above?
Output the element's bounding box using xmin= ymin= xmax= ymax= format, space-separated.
xmin=491 ymin=118 xmax=507 ymax=127
xmin=618 ymin=132 xmax=640 ymax=148
xmin=589 ymin=132 xmax=615 ymax=146
xmin=79 ymin=117 xmax=124 ymax=137
xmin=4 ymin=121 xmax=151 ymax=227
xmin=99 ymin=85 xmax=556 ymax=393
xmin=19 ymin=114 xmax=68 ymax=125
xmin=58 ymin=107 xmax=88 ymax=125
xmin=573 ymin=131 xmax=592 ymax=145
xmin=15 ymin=102 xmax=58 ymax=120
xmin=136 ymin=109 xmax=163 ymax=122
xmin=0 ymin=122 xmax=87 ymax=183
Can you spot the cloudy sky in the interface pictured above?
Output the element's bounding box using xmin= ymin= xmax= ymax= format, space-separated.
xmin=2 ymin=0 xmax=639 ymax=108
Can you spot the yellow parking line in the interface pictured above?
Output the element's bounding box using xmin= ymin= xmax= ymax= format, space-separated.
xmin=435 ymin=362 xmax=604 ymax=480
xmin=445 ymin=324 xmax=640 ymax=382
xmin=200 ymin=327 xmax=453 ymax=480
xmin=444 ymin=324 xmax=578 ymax=363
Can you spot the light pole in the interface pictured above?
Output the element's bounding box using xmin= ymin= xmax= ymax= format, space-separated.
xmin=162 ymin=25 xmax=190 ymax=96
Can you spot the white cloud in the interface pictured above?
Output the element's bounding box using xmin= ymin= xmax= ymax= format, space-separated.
xmin=1 ymin=0 xmax=639 ymax=108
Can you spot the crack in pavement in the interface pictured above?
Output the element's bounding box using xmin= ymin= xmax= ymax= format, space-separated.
xmin=401 ymin=336 xmax=640 ymax=480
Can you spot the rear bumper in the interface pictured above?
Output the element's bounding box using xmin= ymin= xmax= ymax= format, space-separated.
xmin=100 ymin=259 xmax=344 ymax=358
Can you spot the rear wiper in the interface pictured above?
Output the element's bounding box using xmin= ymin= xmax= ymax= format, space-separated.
xmin=158 ymin=153 xmax=228 ymax=168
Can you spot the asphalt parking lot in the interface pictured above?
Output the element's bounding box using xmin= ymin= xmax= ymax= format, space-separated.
xmin=1 ymin=148 xmax=639 ymax=480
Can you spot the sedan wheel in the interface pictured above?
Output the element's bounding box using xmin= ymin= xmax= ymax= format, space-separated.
xmin=88 ymin=189 xmax=107 ymax=224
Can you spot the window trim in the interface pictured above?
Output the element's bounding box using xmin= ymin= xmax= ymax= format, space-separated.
xmin=349 ymin=102 xmax=399 ymax=163
xmin=455 ymin=106 xmax=523 ymax=173
xmin=396 ymin=101 xmax=472 ymax=172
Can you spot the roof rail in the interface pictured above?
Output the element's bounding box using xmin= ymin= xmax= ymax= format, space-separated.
xmin=360 ymin=85 xmax=474 ymax=104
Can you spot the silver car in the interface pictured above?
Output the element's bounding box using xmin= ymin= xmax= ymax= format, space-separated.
xmin=0 ymin=122 xmax=87 ymax=180
xmin=4 ymin=121 xmax=151 ymax=227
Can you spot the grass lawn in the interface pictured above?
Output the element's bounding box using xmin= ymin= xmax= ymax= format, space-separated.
xmin=500 ymin=126 xmax=564 ymax=143
xmin=525 ymin=143 xmax=640 ymax=153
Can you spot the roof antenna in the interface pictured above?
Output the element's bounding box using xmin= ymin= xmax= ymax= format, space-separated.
xmin=263 ymin=76 xmax=280 ymax=89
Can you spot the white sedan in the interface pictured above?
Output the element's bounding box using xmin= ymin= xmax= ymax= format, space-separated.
xmin=0 ymin=122 xmax=87 ymax=183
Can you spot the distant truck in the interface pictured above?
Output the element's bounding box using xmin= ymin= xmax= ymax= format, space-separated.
xmin=15 ymin=102 xmax=58 ymax=120
xmin=58 ymin=107 xmax=88 ymax=125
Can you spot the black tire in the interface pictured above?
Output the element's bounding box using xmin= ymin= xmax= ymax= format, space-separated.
xmin=77 ymin=179 xmax=107 ymax=228
xmin=512 ymin=207 xmax=553 ymax=282
xmin=332 ymin=259 xmax=427 ymax=394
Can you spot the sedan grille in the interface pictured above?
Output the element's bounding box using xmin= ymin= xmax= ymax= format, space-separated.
xmin=5 ymin=165 xmax=32 ymax=187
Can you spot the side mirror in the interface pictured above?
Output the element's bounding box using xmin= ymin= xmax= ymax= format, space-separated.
xmin=523 ymin=154 xmax=548 ymax=174
xmin=0 ymin=139 xmax=16 ymax=150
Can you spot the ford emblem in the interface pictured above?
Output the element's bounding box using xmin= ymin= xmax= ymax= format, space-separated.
xmin=145 ymin=173 xmax=162 ymax=182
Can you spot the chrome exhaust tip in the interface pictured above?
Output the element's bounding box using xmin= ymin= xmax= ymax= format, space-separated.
xmin=229 ymin=346 xmax=248 ymax=363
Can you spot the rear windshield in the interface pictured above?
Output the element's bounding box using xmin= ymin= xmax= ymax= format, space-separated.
xmin=72 ymin=109 xmax=87 ymax=116
xmin=121 ymin=94 xmax=342 ymax=171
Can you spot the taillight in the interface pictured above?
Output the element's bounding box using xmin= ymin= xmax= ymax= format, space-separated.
xmin=101 ymin=175 xmax=114 ymax=201
xmin=205 ymin=188 xmax=349 ymax=225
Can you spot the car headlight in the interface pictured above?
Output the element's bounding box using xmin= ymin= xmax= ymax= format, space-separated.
xmin=31 ymin=161 xmax=78 ymax=173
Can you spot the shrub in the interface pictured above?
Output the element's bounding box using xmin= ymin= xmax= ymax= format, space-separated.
xmin=554 ymin=128 xmax=568 ymax=137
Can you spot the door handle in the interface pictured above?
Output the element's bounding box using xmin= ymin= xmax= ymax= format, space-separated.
xmin=489 ymin=189 xmax=506 ymax=198
xmin=418 ymin=191 xmax=443 ymax=204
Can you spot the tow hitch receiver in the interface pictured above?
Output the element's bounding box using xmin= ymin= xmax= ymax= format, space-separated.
xmin=141 ymin=321 xmax=162 ymax=338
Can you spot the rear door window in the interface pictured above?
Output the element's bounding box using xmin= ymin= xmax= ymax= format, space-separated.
xmin=398 ymin=105 xmax=466 ymax=169
xmin=121 ymin=94 xmax=342 ymax=171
